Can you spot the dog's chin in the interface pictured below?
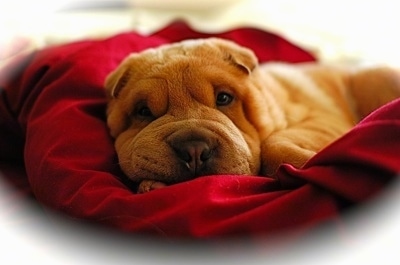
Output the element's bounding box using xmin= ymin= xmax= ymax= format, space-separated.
xmin=117 ymin=141 xmax=258 ymax=184
xmin=114 ymin=120 xmax=260 ymax=184
xmin=129 ymin=156 xmax=256 ymax=185
xmin=126 ymin=163 xmax=256 ymax=185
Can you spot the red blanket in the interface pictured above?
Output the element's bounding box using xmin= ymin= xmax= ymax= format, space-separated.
xmin=1 ymin=21 xmax=399 ymax=239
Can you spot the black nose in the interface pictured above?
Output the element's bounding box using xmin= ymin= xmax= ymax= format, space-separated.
xmin=172 ymin=140 xmax=213 ymax=174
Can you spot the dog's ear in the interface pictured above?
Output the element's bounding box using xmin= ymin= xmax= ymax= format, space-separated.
xmin=212 ymin=38 xmax=258 ymax=74
xmin=104 ymin=65 xmax=132 ymax=99
xmin=225 ymin=52 xmax=257 ymax=74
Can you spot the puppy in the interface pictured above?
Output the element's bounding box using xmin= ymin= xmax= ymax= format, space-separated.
xmin=104 ymin=38 xmax=400 ymax=193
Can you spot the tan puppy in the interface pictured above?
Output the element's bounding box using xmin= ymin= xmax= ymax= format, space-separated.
xmin=105 ymin=38 xmax=400 ymax=193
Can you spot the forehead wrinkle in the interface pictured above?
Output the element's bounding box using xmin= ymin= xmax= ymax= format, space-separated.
xmin=165 ymin=64 xmax=189 ymax=111
xmin=163 ymin=63 xmax=209 ymax=116
xmin=127 ymin=75 xmax=167 ymax=93
xmin=126 ymin=76 xmax=169 ymax=110
xmin=183 ymin=64 xmax=216 ymax=107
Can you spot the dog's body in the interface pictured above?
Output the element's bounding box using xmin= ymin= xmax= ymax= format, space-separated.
xmin=105 ymin=38 xmax=400 ymax=193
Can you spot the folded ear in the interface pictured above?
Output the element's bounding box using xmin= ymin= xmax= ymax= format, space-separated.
xmin=104 ymin=64 xmax=132 ymax=99
xmin=211 ymin=38 xmax=258 ymax=74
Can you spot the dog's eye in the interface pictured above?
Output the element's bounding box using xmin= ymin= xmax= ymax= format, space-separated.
xmin=136 ymin=106 xmax=153 ymax=118
xmin=216 ymin=92 xmax=234 ymax=106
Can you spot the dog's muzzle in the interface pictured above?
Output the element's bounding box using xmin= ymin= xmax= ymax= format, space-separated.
xmin=167 ymin=128 xmax=218 ymax=177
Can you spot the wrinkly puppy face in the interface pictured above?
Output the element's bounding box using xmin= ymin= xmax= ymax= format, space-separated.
xmin=105 ymin=38 xmax=262 ymax=184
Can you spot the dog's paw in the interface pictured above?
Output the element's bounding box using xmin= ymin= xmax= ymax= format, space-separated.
xmin=137 ymin=180 xmax=167 ymax=194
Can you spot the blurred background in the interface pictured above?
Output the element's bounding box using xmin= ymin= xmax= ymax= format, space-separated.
xmin=1 ymin=0 xmax=400 ymax=66
xmin=1 ymin=1 xmax=400 ymax=264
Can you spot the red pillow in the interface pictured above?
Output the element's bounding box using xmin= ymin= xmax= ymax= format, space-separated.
xmin=1 ymin=21 xmax=398 ymax=239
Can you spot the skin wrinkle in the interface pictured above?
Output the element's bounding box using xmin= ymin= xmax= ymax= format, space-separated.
xmin=107 ymin=40 xmax=262 ymax=185
xmin=105 ymin=38 xmax=400 ymax=192
xmin=119 ymin=109 xmax=254 ymax=183
xmin=167 ymin=64 xmax=193 ymax=113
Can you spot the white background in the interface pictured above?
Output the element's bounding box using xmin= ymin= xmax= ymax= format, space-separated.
xmin=1 ymin=1 xmax=400 ymax=264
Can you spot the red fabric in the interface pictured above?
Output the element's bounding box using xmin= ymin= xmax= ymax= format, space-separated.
xmin=1 ymin=21 xmax=398 ymax=239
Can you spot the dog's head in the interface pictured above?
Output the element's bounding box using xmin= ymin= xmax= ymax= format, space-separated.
xmin=105 ymin=38 xmax=265 ymax=184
